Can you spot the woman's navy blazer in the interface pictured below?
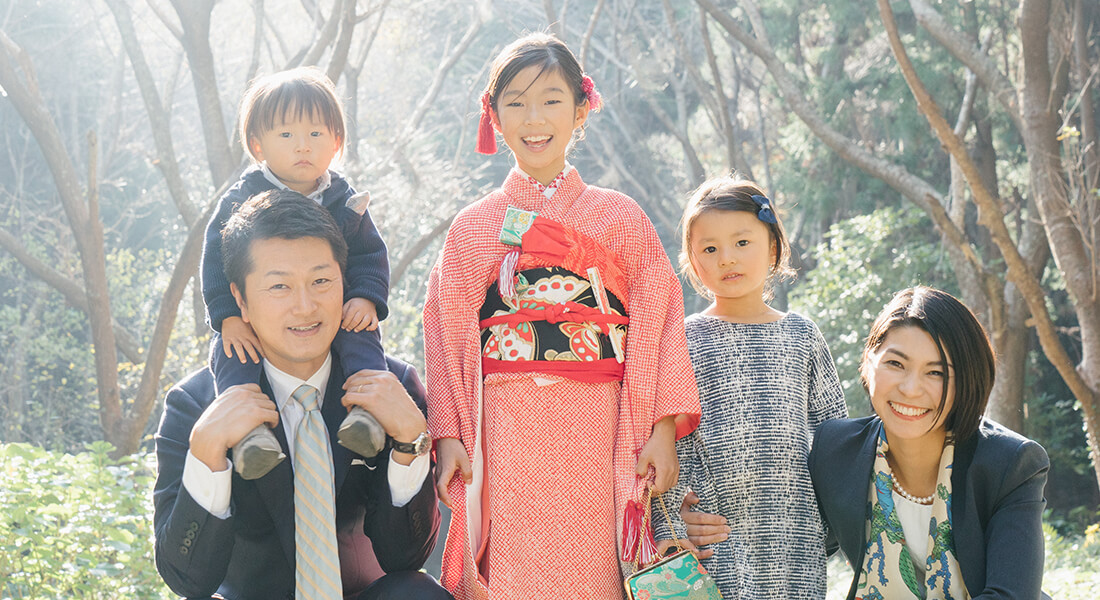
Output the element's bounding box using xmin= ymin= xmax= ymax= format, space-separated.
xmin=809 ymin=416 xmax=1049 ymax=600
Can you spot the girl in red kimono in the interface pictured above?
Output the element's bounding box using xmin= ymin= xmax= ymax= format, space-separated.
xmin=424 ymin=33 xmax=701 ymax=599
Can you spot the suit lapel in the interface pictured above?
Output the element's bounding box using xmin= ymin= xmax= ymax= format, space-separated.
xmin=255 ymin=374 xmax=296 ymax=567
xmin=950 ymin=422 xmax=980 ymax=589
xmin=840 ymin=418 xmax=882 ymax=600
xmin=323 ymin=363 xmax=353 ymax=493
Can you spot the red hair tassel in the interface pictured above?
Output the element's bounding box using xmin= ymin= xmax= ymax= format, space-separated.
xmin=476 ymin=91 xmax=497 ymax=155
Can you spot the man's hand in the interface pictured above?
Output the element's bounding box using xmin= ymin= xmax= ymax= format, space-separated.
xmin=636 ymin=415 xmax=678 ymax=493
xmin=654 ymin=538 xmax=702 ymax=561
xmin=221 ymin=316 xmax=265 ymax=363
xmin=434 ymin=437 xmax=472 ymax=509
xmin=679 ymin=490 xmax=729 ymax=559
xmin=342 ymin=369 xmax=426 ymax=466
xmin=190 ymin=383 xmax=279 ymax=472
xmin=342 ymin=298 xmax=379 ymax=332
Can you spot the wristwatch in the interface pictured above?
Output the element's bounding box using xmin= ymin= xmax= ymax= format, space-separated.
xmin=391 ymin=431 xmax=431 ymax=456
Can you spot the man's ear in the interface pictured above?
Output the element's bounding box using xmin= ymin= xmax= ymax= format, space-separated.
xmin=230 ymin=282 xmax=250 ymax=323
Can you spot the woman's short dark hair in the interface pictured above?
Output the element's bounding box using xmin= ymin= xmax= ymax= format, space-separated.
xmin=222 ymin=189 xmax=348 ymax=300
xmin=861 ymin=286 xmax=995 ymax=442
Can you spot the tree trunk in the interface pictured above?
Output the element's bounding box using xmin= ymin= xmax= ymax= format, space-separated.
xmin=986 ymin=289 xmax=1029 ymax=432
xmin=1018 ymin=0 xmax=1100 ymax=487
xmin=169 ymin=0 xmax=234 ymax=185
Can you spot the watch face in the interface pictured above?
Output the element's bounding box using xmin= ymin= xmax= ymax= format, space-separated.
xmin=395 ymin=432 xmax=431 ymax=455
xmin=413 ymin=433 xmax=430 ymax=455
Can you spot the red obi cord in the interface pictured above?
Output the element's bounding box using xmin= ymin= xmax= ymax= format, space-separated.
xmin=478 ymin=301 xmax=629 ymax=332
xmin=482 ymin=357 xmax=625 ymax=383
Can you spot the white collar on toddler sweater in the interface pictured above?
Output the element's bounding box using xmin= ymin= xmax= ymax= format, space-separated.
xmin=259 ymin=162 xmax=332 ymax=203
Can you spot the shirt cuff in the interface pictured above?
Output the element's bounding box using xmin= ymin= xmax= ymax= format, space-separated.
xmin=387 ymin=452 xmax=430 ymax=507
xmin=183 ymin=450 xmax=233 ymax=519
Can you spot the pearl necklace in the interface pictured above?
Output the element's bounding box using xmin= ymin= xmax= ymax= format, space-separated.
xmin=891 ymin=472 xmax=935 ymax=505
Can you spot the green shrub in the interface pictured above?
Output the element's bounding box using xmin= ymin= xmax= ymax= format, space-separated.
xmin=0 ymin=442 xmax=173 ymax=599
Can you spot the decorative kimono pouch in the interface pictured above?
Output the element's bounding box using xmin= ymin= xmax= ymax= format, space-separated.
xmin=624 ymin=548 xmax=721 ymax=600
xmin=623 ymin=485 xmax=722 ymax=600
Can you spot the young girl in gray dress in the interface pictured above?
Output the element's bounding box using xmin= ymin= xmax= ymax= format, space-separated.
xmin=654 ymin=177 xmax=848 ymax=599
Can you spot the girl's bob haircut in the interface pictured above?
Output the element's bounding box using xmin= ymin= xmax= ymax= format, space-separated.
xmin=679 ymin=176 xmax=794 ymax=301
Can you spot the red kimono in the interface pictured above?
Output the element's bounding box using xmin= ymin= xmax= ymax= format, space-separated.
xmin=424 ymin=168 xmax=700 ymax=599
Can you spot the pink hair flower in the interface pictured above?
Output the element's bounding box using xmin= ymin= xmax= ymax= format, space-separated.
xmin=581 ymin=75 xmax=603 ymax=111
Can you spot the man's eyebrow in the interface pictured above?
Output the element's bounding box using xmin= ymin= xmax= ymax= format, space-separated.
xmin=259 ymin=263 xmax=337 ymax=277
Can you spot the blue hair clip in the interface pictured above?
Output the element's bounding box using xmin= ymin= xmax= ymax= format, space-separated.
xmin=750 ymin=194 xmax=778 ymax=224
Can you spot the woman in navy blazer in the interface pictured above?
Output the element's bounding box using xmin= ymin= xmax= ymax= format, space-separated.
xmin=809 ymin=287 xmax=1049 ymax=599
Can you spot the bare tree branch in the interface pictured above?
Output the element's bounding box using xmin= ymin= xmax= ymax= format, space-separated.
xmin=145 ymin=0 xmax=183 ymax=41
xmin=81 ymin=130 xmax=125 ymax=443
xmin=907 ymin=0 xmax=1023 ymax=132
xmin=124 ymin=171 xmax=237 ymax=450
xmin=301 ymin=0 xmax=344 ymax=67
xmin=391 ymin=214 xmax=457 ymax=288
xmin=399 ymin=13 xmax=482 ymax=138
xmin=246 ymin=0 xmax=266 ymax=86
xmin=326 ymin=0 xmax=357 ymax=83
xmin=167 ymin=0 xmax=235 ymax=185
xmin=543 ymin=0 xmax=564 ymax=40
xmin=579 ymin=0 xmax=604 ymax=69
xmin=1017 ymin=0 xmax=1100 ymax=482
xmin=694 ymin=0 xmax=983 ymax=279
xmin=103 ymin=0 xmax=198 ymax=226
xmin=881 ymin=0 xmax=1098 ymax=474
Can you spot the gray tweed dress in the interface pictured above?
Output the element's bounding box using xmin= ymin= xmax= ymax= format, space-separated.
xmin=654 ymin=312 xmax=847 ymax=600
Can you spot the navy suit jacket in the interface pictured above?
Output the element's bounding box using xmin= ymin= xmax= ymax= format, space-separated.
xmin=153 ymin=356 xmax=439 ymax=600
xmin=809 ymin=416 xmax=1049 ymax=600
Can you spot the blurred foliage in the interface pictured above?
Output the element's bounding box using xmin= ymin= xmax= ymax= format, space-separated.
xmin=789 ymin=206 xmax=954 ymax=415
xmin=0 ymin=245 xmax=202 ymax=452
xmin=0 ymin=442 xmax=174 ymax=599
xmin=1038 ymin=522 xmax=1100 ymax=599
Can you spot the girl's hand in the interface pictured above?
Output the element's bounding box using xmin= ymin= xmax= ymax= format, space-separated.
xmin=434 ymin=437 xmax=472 ymax=509
xmin=636 ymin=415 xmax=678 ymax=493
xmin=342 ymin=297 xmax=379 ymax=332
xmin=221 ymin=316 xmax=265 ymax=363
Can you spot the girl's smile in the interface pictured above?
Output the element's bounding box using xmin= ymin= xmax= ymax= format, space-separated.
xmin=495 ymin=65 xmax=589 ymax=185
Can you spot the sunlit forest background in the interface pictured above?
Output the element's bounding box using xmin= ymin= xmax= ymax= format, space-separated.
xmin=2 ymin=0 xmax=1100 ymax=597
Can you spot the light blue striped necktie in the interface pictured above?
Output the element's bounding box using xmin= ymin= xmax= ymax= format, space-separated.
xmin=292 ymin=384 xmax=342 ymax=599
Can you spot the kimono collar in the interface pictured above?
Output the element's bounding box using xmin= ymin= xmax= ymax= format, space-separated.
xmin=501 ymin=166 xmax=585 ymax=214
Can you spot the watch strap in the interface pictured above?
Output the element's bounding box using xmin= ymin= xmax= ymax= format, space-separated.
xmin=391 ymin=431 xmax=430 ymax=455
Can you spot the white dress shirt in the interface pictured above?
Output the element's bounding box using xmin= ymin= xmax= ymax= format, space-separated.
xmin=183 ymin=353 xmax=430 ymax=518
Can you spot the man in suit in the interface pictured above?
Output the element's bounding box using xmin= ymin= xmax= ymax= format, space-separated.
xmin=153 ymin=189 xmax=451 ymax=600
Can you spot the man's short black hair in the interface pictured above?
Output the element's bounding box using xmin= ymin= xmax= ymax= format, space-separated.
xmin=222 ymin=189 xmax=348 ymax=300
